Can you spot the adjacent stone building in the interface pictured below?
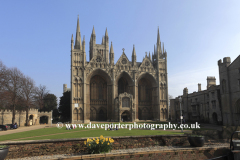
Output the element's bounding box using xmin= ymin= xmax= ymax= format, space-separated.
xmin=64 ymin=17 xmax=169 ymax=123
xmin=170 ymin=55 xmax=240 ymax=126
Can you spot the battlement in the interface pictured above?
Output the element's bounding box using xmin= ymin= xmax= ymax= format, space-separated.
xmin=218 ymin=57 xmax=231 ymax=67
xmin=207 ymin=76 xmax=216 ymax=80
xmin=0 ymin=108 xmax=39 ymax=114
xmin=38 ymin=110 xmax=52 ymax=114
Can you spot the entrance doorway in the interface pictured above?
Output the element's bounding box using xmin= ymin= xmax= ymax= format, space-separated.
xmin=121 ymin=110 xmax=131 ymax=122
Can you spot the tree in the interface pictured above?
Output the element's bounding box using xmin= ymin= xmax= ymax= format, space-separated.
xmin=4 ymin=67 xmax=24 ymax=124
xmin=42 ymin=93 xmax=57 ymax=112
xmin=21 ymin=76 xmax=36 ymax=126
xmin=58 ymin=91 xmax=71 ymax=122
xmin=34 ymin=85 xmax=49 ymax=110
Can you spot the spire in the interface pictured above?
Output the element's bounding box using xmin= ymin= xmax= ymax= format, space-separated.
xmin=154 ymin=44 xmax=155 ymax=55
xmin=71 ymin=34 xmax=74 ymax=50
xmin=110 ymin=41 xmax=114 ymax=65
xmin=162 ymin=42 xmax=164 ymax=53
xmin=74 ymin=15 xmax=81 ymax=49
xmin=105 ymin=28 xmax=108 ymax=37
xmin=149 ymin=52 xmax=151 ymax=60
xmin=110 ymin=42 xmax=114 ymax=53
xmin=132 ymin=45 xmax=136 ymax=55
xmin=157 ymin=27 xmax=160 ymax=45
xmin=102 ymin=36 xmax=105 ymax=44
xmin=92 ymin=26 xmax=95 ymax=35
xmin=132 ymin=45 xmax=136 ymax=66
xmin=82 ymin=35 xmax=85 ymax=52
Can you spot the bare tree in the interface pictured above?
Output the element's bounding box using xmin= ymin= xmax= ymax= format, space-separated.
xmin=20 ymin=76 xmax=36 ymax=126
xmin=34 ymin=85 xmax=49 ymax=110
xmin=4 ymin=67 xmax=24 ymax=124
xmin=0 ymin=61 xmax=8 ymax=109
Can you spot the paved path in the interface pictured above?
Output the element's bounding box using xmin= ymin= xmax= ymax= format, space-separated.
xmin=0 ymin=124 xmax=53 ymax=136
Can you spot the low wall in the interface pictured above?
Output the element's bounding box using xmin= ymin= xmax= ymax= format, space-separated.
xmin=64 ymin=147 xmax=229 ymax=160
xmin=0 ymin=135 xmax=229 ymax=159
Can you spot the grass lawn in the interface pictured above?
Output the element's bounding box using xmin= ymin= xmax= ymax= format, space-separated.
xmin=0 ymin=126 xmax=184 ymax=142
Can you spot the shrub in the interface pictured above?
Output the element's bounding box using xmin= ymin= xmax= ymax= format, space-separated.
xmin=84 ymin=135 xmax=114 ymax=154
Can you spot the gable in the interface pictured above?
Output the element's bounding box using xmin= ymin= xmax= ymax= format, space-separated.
xmin=116 ymin=52 xmax=131 ymax=66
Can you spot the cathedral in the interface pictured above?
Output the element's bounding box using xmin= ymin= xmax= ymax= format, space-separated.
xmin=64 ymin=17 xmax=169 ymax=123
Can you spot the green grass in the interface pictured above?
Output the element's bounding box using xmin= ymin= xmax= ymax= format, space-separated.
xmin=0 ymin=126 xmax=184 ymax=142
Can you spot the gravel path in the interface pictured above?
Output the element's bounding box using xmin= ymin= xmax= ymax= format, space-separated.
xmin=6 ymin=142 xmax=229 ymax=160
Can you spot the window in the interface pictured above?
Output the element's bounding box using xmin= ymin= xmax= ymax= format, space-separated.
xmin=212 ymin=100 xmax=216 ymax=109
xmin=238 ymin=68 xmax=240 ymax=73
xmin=211 ymin=92 xmax=215 ymax=99
xmin=207 ymin=94 xmax=209 ymax=99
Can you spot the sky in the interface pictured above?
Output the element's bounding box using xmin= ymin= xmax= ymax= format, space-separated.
xmin=1 ymin=1 xmax=240 ymax=105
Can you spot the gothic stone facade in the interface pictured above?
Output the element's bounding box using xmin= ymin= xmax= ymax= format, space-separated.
xmin=65 ymin=18 xmax=169 ymax=123
xmin=170 ymin=56 xmax=240 ymax=126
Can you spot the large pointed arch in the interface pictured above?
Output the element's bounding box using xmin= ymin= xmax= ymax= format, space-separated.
xmin=86 ymin=68 xmax=112 ymax=122
xmin=86 ymin=69 xmax=112 ymax=85
xmin=115 ymin=71 xmax=134 ymax=96
xmin=137 ymin=72 xmax=158 ymax=120
xmin=137 ymin=72 xmax=157 ymax=87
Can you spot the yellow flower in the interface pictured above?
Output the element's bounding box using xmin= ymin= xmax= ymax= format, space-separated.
xmin=84 ymin=141 xmax=86 ymax=145
xmin=108 ymin=143 xmax=110 ymax=145
xmin=89 ymin=144 xmax=91 ymax=146
xmin=96 ymin=141 xmax=99 ymax=144
xmin=93 ymin=138 xmax=95 ymax=140
xmin=102 ymin=142 xmax=103 ymax=144
xmin=106 ymin=138 xmax=108 ymax=141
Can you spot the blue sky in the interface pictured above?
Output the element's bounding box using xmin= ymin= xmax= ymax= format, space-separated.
xmin=1 ymin=1 xmax=240 ymax=104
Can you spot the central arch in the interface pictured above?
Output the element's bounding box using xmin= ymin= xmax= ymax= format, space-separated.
xmin=115 ymin=71 xmax=134 ymax=97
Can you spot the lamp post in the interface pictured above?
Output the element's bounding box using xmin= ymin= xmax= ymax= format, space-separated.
xmin=179 ymin=97 xmax=183 ymax=133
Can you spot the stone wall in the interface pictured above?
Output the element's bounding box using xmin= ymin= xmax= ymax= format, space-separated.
xmin=0 ymin=135 xmax=228 ymax=159
xmin=0 ymin=109 xmax=52 ymax=126
xmin=64 ymin=148 xmax=229 ymax=160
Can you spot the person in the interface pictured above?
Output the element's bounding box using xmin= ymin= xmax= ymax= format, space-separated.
xmin=116 ymin=125 xmax=118 ymax=130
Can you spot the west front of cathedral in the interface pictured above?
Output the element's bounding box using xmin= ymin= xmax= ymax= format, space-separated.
xmin=64 ymin=17 xmax=169 ymax=123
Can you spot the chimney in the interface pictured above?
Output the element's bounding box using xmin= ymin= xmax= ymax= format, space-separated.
xmin=198 ymin=83 xmax=201 ymax=92
xmin=207 ymin=77 xmax=216 ymax=89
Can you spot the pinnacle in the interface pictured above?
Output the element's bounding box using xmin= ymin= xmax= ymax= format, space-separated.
xmin=92 ymin=26 xmax=95 ymax=35
xmin=105 ymin=28 xmax=108 ymax=37
xmin=110 ymin=41 xmax=114 ymax=53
